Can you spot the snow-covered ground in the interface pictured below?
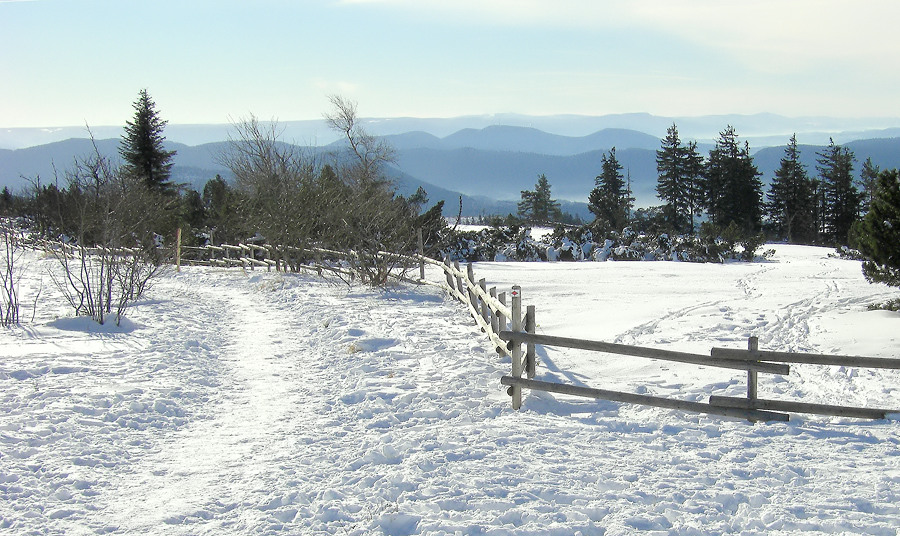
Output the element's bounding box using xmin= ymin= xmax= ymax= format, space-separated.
xmin=1 ymin=244 xmax=899 ymax=535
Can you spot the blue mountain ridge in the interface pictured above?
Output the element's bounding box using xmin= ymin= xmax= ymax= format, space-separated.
xmin=3 ymin=125 xmax=900 ymax=217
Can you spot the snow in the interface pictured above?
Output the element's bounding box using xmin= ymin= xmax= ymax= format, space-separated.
xmin=1 ymin=244 xmax=899 ymax=535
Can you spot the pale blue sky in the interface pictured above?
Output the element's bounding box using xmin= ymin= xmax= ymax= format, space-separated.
xmin=2 ymin=0 xmax=899 ymax=128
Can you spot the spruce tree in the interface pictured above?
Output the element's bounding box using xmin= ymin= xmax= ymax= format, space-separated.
xmin=766 ymin=134 xmax=816 ymax=243
xmin=655 ymin=124 xmax=703 ymax=234
xmin=518 ymin=174 xmax=562 ymax=223
xmin=683 ymin=141 xmax=705 ymax=235
xmin=656 ymin=124 xmax=689 ymax=233
xmin=589 ymin=147 xmax=630 ymax=231
xmin=816 ymin=139 xmax=862 ymax=245
xmin=119 ymin=89 xmax=176 ymax=196
xmin=0 ymin=187 xmax=13 ymax=215
xmin=703 ymin=126 xmax=763 ymax=234
xmin=860 ymin=157 xmax=880 ymax=214
xmin=856 ymin=169 xmax=900 ymax=287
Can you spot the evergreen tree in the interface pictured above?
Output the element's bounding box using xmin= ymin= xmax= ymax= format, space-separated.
xmin=656 ymin=124 xmax=689 ymax=233
xmin=703 ymin=126 xmax=763 ymax=234
xmin=0 ymin=187 xmax=13 ymax=215
xmin=202 ymin=174 xmax=245 ymax=244
xmin=518 ymin=174 xmax=562 ymax=223
xmin=860 ymin=157 xmax=880 ymax=214
xmin=179 ymin=189 xmax=206 ymax=233
xmin=119 ymin=89 xmax=176 ymax=196
xmin=855 ymin=169 xmax=900 ymax=287
xmin=816 ymin=139 xmax=862 ymax=245
xmin=655 ymin=124 xmax=703 ymax=234
xmin=589 ymin=147 xmax=630 ymax=231
xmin=766 ymin=134 xmax=816 ymax=243
xmin=683 ymin=141 xmax=705 ymax=234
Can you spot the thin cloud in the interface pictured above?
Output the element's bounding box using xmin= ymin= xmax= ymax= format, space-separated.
xmin=337 ymin=0 xmax=899 ymax=64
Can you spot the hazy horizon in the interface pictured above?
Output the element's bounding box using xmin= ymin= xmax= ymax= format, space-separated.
xmin=2 ymin=1 xmax=899 ymax=129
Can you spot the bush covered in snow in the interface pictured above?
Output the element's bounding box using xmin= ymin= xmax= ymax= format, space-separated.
xmin=436 ymin=222 xmax=773 ymax=264
xmin=438 ymin=225 xmax=545 ymax=262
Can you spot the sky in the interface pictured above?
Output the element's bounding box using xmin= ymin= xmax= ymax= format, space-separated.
xmin=2 ymin=0 xmax=900 ymax=129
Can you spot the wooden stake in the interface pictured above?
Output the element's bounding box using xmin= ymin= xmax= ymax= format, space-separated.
xmin=417 ymin=228 xmax=425 ymax=282
xmin=526 ymin=305 xmax=536 ymax=379
xmin=748 ymin=336 xmax=759 ymax=400
xmin=510 ymin=285 xmax=523 ymax=410
xmin=175 ymin=227 xmax=182 ymax=273
xmin=489 ymin=287 xmax=499 ymax=337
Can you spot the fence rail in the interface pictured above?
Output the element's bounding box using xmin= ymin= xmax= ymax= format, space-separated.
xmin=500 ymin=328 xmax=899 ymax=421
xmin=500 ymin=376 xmax=790 ymax=422
xmin=501 ymin=332 xmax=790 ymax=375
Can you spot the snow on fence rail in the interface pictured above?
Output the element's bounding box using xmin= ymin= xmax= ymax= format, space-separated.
xmin=179 ymin=243 xmax=373 ymax=281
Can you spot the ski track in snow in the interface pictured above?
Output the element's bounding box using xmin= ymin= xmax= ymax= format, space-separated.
xmin=2 ymin=245 xmax=900 ymax=535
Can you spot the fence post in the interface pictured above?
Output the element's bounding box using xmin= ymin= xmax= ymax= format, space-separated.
xmin=453 ymin=261 xmax=465 ymax=303
xmin=497 ymin=291 xmax=507 ymax=343
xmin=443 ymin=258 xmax=455 ymax=292
xmin=175 ymin=227 xmax=182 ymax=273
xmin=489 ymin=287 xmax=499 ymax=338
xmin=747 ymin=336 xmax=759 ymax=400
xmin=479 ymin=278 xmax=490 ymax=328
xmin=526 ymin=305 xmax=536 ymax=379
xmin=466 ymin=263 xmax=479 ymax=313
xmin=418 ymin=228 xmax=425 ymax=282
xmin=510 ymin=285 xmax=523 ymax=410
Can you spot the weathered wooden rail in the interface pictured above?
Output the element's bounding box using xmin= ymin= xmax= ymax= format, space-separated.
xmin=708 ymin=344 xmax=900 ymax=420
xmin=500 ymin=328 xmax=900 ymax=421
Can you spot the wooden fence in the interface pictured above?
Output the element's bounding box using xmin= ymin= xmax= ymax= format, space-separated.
xmin=175 ymin=235 xmax=900 ymax=422
xmin=499 ymin=331 xmax=900 ymax=422
xmin=177 ymin=242 xmax=413 ymax=283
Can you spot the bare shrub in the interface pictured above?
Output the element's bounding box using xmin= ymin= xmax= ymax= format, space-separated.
xmin=321 ymin=95 xmax=421 ymax=285
xmin=41 ymin=138 xmax=167 ymax=326
xmin=1 ymin=221 xmax=23 ymax=326
xmin=221 ymin=101 xmax=426 ymax=287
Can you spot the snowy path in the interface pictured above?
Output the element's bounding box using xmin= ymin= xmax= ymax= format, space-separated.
xmin=2 ymin=245 xmax=900 ymax=535
xmin=101 ymin=273 xmax=314 ymax=531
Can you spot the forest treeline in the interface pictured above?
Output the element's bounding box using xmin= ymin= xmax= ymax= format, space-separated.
xmin=512 ymin=124 xmax=881 ymax=248
xmin=1 ymin=92 xmax=899 ymax=321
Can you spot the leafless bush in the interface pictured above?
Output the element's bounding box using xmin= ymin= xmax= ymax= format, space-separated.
xmin=221 ymin=101 xmax=424 ymax=287
xmin=221 ymin=116 xmax=322 ymax=267
xmin=42 ymin=138 xmax=167 ymax=326
xmin=1 ymin=221 xmax=23 ymax=326
xmin=321 ymin=95 xmax=420 ymax=285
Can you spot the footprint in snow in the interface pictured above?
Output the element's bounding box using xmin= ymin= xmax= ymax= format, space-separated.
xmin=348 ymin=338 xmax=399 ymax=353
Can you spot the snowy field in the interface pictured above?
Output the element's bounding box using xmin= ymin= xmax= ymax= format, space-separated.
xmin=1 ymin=244 xmax=899 ymax=535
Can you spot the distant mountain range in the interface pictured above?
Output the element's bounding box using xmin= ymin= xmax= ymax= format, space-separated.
xmin=3 ymin=114 xmax=900 ymax=218
xmin=5 ymin=112 xmax=900 ymax=150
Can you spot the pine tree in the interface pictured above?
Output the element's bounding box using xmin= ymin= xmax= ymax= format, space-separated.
xmin=656 ymin=124 xmax=688 ymax=233
xmin=816 ymin=139 xmax=862 ymax=245
xmin=0 ymin=187 xmax=13 ymax=215
xmin=766 ymin=134 xmax=816 ymax=243
xmin=655 ymin=124 xmax=703 ymax=234
xmin=683 ymin=141 xmax=705 ymax=235
xmin=518 ymin=174 xmax=562 ymax=223
xmin=703 ymin=126 xmax=763 ymax=234
xmin=589 ymin=147 xmax=629 ymax=231
xmin=119 ymin=89 xmax=176 ymax=196
xmin=856 ymin=169 xmax=900 ymax=287
xmin=860 ymin=157 xmax=880 ymax=214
